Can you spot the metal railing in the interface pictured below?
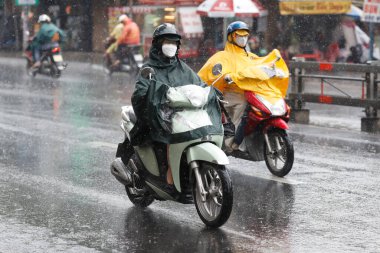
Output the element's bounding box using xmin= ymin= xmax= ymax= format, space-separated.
xmin=288 ymin=60 xmax=380 ymax=117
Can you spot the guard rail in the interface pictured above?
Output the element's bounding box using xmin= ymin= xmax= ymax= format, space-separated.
xmin=288 ymin=59 xmax=380 ymax=133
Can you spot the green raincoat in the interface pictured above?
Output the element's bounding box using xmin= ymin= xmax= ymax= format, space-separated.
xmin=130 ymin=46 xmax=223 ymax=145
xmin=32 ymin=23 xmax=65 ymax=48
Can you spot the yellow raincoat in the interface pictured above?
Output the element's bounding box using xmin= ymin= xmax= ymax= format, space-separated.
xmin=198 ymin=42 xmax=289 ymax=102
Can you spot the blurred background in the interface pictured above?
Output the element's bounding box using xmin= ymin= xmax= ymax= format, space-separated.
xmin=0 ymin=0 xmax=374 ymax=65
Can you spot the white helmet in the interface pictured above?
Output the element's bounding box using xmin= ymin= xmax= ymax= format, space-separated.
xmin=118 ymin=14 xmax=127 ymax=23
xmin=38 ymin=14 xmax=51 ymax=23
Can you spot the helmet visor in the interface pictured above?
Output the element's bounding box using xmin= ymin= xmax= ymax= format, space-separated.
xmin=161 ymin=34 xmax=181 ymax=41
xmin=235 ymin=29 xmax=249 ymax=36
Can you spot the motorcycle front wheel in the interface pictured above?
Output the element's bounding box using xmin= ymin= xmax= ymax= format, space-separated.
xmin=264 ymin=129 xmax=294 ymax=177
xmin=102 ymin=57 xmax=112 ymax=76
xmin=26 ymin=61 xmax=37 ymax=77
xmin=125 ymin=154 xmax=154 ymax=208
xmin=193 ymin=163 xmax=233 ymax=228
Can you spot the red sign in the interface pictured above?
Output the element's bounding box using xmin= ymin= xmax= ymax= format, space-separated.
xmin=363 ymin=0 xmax=380 ymax=23
xmin=319 ymin=95 xmax=333 ymax=104
xmin=319 ymin=63 xmax=333 ymax=71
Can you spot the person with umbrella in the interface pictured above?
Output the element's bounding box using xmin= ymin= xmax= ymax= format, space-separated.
xmin=198 ymin=21 xmax=258 ymax=152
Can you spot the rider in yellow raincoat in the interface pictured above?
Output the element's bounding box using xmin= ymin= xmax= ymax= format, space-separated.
xmin=198 ymin=21 xmax=289 ymax=151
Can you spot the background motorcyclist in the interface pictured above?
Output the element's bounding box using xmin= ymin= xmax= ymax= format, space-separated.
xmin=125 ymin=23 xmax=204 ymax=188
xmin=198 ymin=21 xmax=259 ymax=152
xmin=114 ymin=15 xmax=141 ymax=68
xmin=31 ymin=14 xmax=65 ymax=69
xmin=104 ymin=14 xmax=127 ymax=67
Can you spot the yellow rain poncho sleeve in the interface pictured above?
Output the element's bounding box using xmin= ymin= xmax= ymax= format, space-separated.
xmin=198 ymin=42 xmax=258 ymax=94
xmin=106 ymin=23 xmax=124 ymax=54
xmin=198 ymin=43 xmax=289 ymax=100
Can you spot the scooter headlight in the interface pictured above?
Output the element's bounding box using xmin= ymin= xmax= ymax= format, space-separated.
xmin=271 ymin=99 xmax=286 ymax=116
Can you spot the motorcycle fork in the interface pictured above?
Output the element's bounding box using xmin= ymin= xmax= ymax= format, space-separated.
xmin=264 ymin=129 xmax=282 ymax=155
xmin=263 ymin=132 xmax=273 ymax=153
xmin=190 ymin=161 xmax=207 ymax=202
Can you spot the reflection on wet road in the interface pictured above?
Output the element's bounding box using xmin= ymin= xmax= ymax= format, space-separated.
xmin=1 ymin=58 xmax=380 ymax=252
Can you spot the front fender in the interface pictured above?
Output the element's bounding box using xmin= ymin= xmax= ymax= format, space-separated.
xmin=263 ymin=117 xmax=289 ymax=132
xmin=186 ymin=142 xmax=229 ymax=165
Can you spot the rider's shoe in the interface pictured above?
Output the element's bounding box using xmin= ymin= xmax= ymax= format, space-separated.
xmin=111 ymin=60 xmax=120 ymax=68
xmin=231 ymin=143 xmax=240 ymax=150
xmin=163 ymin=184 xmax=176 ymax=194
xmin=31 ymin=61 xmax=41 ymax=69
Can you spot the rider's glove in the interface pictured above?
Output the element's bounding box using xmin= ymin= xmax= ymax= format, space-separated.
xmin=224 ymin=74 xmax=234 ymax=85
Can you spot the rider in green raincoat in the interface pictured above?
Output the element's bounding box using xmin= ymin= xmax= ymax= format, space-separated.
xmin=131 ymin=23 xmax=222 ymax=146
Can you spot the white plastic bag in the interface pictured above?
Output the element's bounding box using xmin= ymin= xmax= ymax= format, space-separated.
xmin=167 ymin=85 xmax=210 ymax=108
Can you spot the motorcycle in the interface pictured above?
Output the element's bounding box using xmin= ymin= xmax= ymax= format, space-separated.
xmin=103 ymin=45 xmax=143 ymax=76
xmin=25 ymin=41 xmax=67 ymax=79
xmin=217 ymin=49 xmax=294 ymax=177
xmin=110 ymin=67 xmax=233 ymax=228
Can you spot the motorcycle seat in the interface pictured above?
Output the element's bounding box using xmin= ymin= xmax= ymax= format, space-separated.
xmin=126 ymin=45 xmax=141 ymax=49
xmin=41 ymin=42 xmax=59 ymax=51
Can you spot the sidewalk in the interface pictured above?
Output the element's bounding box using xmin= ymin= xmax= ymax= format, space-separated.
xmin=289 ymin=123 xmax=380 ymax=153
xmin=1 ymin=51 xmax=379 ymax=153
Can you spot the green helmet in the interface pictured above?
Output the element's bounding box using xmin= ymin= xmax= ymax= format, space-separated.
xmin=152 ymin=23 xmax=181 ymax=44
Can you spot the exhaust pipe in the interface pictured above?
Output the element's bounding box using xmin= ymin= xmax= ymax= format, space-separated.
xmin=110 ymin=158 xmax=132 ymax=186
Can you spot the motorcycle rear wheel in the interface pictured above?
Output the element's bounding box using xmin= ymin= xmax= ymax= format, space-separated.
xmin=125 ymin=154 xmax=154 ymax=208
xmin=51 ymin=64 xmax=61 ymax=79
xmin=193 ymin=163 xmax=233 ymax=228
xmin=264 ymin=129 xmax=294 ymax=177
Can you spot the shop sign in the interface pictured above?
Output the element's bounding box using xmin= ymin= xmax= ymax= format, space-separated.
xmin=279 ymin=0 xmax=352 ymax=15
xmin=178 ymin=7 xmax=203 ymax=37
xmin=15 ymin=0 xmax=39 ymax=6
xmin=362 ymin=0 xmax=380 ymax=23
xmin=137 ymin=0 xmax=203 ymax=5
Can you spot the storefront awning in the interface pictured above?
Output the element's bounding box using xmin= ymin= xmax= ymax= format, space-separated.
xmin=178 ymin=7 xmax=204 ymax=38
xmin=279 ymin=0 xmax=352 ymax=15
xmin=108 ymin=6 xmax=157 ymax=16
xmin=346 ymin=4 xmax=362 ymax=19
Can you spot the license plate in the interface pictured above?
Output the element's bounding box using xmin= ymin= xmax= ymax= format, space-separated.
xmin=53 ymin=54 xmax=63 ymax=62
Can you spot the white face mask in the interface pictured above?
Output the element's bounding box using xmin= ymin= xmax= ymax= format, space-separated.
xmin=162 ymin=43 xmax=177 ymax=58
xmin=235 ymin=35 xmax=248 ymax=48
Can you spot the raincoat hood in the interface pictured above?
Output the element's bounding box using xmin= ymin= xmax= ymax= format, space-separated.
xmin=225 ymin=40 xmax=249 ymax=56
xmin=148 ymin=44 xmax=179 ymax=69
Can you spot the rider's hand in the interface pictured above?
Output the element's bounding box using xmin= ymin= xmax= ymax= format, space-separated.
xmin=224 ymin=74 xmax=234 ymax=85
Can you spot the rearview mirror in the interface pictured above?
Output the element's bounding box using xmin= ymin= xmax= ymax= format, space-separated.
xmin=274 ymin=50 xmax=282 ymax=62
xmin=212 ymin=63 xmax=222 ymax=76
xmin=140 ymin=67 xmax=155 ymax=80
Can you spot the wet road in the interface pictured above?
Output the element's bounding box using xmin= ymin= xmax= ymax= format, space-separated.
xmin=1 ymin=58 xmax=380 ymax=253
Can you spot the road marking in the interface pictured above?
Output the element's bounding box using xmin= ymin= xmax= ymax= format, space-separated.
xmin=239 ymin=172 xmax=303 ymax=185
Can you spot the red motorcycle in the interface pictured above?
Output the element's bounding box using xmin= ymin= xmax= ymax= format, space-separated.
xmin=219 ymin=49 xmax=294 ymax=177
